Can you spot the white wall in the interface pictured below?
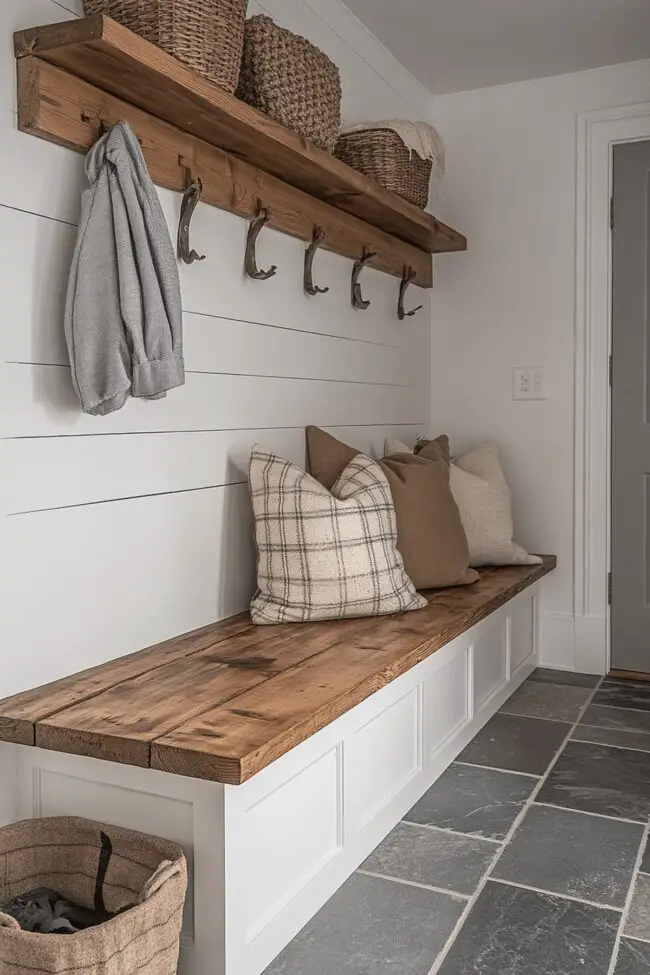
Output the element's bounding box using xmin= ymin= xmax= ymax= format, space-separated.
xmin=0 ymin=0 xmax=433 ymax=698
xmin=428 ymin=58 xmax=650 ymax=670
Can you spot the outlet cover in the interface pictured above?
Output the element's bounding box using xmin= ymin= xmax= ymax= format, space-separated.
xmin=513 ymin=367 xmax=546 ymax=400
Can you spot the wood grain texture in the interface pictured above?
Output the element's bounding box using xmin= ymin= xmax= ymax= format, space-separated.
xmin=0 ymin=559 xmax=555 ymax=781
xmin=153 ymin=558 xmax=556 ymax=782
xmin=0 ymin=615 xmax=251 ymax=745
xmin=16 ymin=56 xmax=433 ymax=287
xmin=34 ymin=615 xmax=380 ymax=765
xmin=13 ymin=15 xmax=466 ymax=256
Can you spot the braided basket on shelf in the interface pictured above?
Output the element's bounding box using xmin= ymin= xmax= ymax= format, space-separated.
xmin=335 ymin=129 xmax=433 ymax=209
xmin=237 ymin=15 xmax=342 ymax=153
xmin=83 ymin=0 xmax=247 ymax=91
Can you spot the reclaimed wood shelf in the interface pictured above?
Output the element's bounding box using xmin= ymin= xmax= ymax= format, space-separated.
xmin=0 ymin=558 xmax=555 ymax=785
xmin=13 ymin=16 xmax=467 ymax=288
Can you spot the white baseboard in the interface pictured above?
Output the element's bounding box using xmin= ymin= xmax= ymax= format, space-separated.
xmin=539 ymin=613 xmax=575 ymax=670
xmin=539 ymin=612 xmax=607 ymax=675
xmin=575 ymin=614 xmax=608 ymax=675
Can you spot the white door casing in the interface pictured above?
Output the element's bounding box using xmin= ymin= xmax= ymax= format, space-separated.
xmin=574 ymin=101 xmax=650 ymax=674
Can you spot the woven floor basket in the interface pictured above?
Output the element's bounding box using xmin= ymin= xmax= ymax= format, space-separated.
xmin=0 ymin=817 xmax=187 ymax=975
xmin=237 ymin=15 xmax=341 ymax=153
xmin=335 ymin=129 xmax=433 ymax=209
xmin=83 ymin=0 xmax=247 ymax=91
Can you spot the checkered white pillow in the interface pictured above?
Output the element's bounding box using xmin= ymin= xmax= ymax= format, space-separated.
xmin=249 ymin=444 xmax=427 ymax=624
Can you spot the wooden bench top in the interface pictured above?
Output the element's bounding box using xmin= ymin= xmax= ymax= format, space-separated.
xmin=0 ymin=557 xmax=555 ymax=785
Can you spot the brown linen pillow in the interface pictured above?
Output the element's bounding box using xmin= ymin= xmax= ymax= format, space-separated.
xmin=305 ymin=427 xmax=478 ymax=589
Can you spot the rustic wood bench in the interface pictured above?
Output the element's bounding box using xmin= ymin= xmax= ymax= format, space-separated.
xmin=0 ymin=557 xmax=555 ymax=975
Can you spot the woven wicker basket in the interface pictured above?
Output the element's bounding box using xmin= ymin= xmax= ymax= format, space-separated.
xmin=237 ymin=15 xmax=341 ymax=153
xmin=83 ymin=0 xmax=247 ymax=91
xmin=335 ymin=129 xmax=433 ymax=209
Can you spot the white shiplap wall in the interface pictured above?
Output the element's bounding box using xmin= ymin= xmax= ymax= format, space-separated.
xmin=0 ymin=0 xmax=433 ymax=697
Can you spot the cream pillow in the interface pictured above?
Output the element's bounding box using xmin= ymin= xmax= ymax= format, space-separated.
xmin=249 ymin=445 xmax=427 ymax=624
xmin=386 ymin=437 xmax=415 ymax=455
xmin=386 ymin=438 xmax=541 ymax=568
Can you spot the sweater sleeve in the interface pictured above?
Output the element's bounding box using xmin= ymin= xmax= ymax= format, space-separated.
xmin=64 ymin=150 xmax=132 ymax=417
xmin=107 ymin=124 xmax=184 ymax=400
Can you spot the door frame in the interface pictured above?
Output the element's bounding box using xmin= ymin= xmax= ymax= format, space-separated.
xmin=575 ymin=101 xmax=650 ymax=675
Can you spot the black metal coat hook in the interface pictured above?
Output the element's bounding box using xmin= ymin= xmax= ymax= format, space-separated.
xmin=245 ymin=207 xmax=278 ymax=280
xmin=351 ymin=248 xmax=376 ymax=310
xmin=177 ymin=177 xmax=206 ymax=265
xmin=398 ymin=265 xmax=423 ymax=320
xmin=304 ymin=227 xmax=329 ymax=296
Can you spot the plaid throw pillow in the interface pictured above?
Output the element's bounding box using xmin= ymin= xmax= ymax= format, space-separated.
xmin=249 ymin=445 xmax=427 ymax=624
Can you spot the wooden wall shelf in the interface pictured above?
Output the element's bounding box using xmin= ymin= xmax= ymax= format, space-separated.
xmin=14 ymin=16 xmax=467 ymax=287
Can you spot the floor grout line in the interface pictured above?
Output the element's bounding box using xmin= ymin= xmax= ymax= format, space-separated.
xmin=570 ymin=734 xmax=650 ymax=755
xmin=487 ymin=875 xmax=623 ymax=913
xmin=399 ymin=819 xmax=503 ymax=845
xmin=607 ymin=819 xmax=650 ymax=974
xmin=620 ymin=932 xmax=650 ymax=946
xmin=356 ymin=869 xmax=470 ymax=902
xmin=498 ymin=708 xmax=583 ymax=724
xmin=532 ymin=799 xmax=647 ymax=826
xmin=453 ymin=760 xmax=541 ymax=780
xmin=590 ymin=702 xmax=650 ymax=716
xmin=427 ymin=675 xmax=606 ymax=975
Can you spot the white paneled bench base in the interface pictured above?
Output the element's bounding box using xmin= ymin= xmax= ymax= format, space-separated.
xmin=0 ymin=559 xmax=554 ymax=975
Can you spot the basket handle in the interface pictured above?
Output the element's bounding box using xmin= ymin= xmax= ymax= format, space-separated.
xmin=139 ymin=859 xmax=186 ymax=904
xmin=0 ymin=912 xmax=21 ymax=931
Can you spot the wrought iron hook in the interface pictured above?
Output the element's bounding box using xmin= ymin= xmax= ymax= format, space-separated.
xmin=304 ymin=227 xmax=329 ymax=296
xmin=398 ymin=265 xmax=423 ymax=320
xmin=351 ymin=248 xmax=376 ymax=310
xmin=177 ymin=176 xmax=206 ymax=265
xmin=245 ymin=207 xmax=278 ymax=280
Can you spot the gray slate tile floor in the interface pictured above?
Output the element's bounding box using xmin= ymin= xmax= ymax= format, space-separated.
xmin=362 ymin=822 xmax=497 ymax=895
xmin=264 ymin=671 xmax=650 ymax=974
xmin=625 ymin=874 xmax=650 ymax=941
xmin=614 ymin=937 xmax=650 ymax=974
xmin=405 ymin=762 xmax=535 ymax=840
xmin=579 ymin=704 xmax=650 ymax=736
xmin=572 ymin=722 xmax=650 ymax=753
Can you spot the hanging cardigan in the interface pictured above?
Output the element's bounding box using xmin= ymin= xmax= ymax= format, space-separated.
xmin=65 ymin=121 xmax=184 ymax=416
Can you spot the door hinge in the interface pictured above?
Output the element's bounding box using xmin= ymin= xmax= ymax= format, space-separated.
xmin=609 ymin=354 xmax=613 ymax=386
xmin=608 ymin=572 xmax=612 ymax=605
xmin=610 ymin=196 xmax=614 ymax=230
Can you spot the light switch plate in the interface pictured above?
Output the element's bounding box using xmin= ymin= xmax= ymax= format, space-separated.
xmin=513 ymin=367 xmax=546 ymax=400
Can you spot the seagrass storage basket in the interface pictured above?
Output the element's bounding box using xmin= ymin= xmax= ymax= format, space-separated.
xmin=0 ymin=817 xmax=187 ymax=975
xmin=335 ymin=128 xmax=433 ymax=208
xmin=83 ymin=0 xmax=247 ymax=91
xmin=237 ymin=15 xmax=342 ymax=153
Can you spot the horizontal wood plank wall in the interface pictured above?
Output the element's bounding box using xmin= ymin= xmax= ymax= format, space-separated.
xmin=0 ymin=0 xmax=433 ymax=698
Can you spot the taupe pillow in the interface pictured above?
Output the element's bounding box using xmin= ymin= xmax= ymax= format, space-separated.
xmin=306 ymin=427 xmax=477 ymax=590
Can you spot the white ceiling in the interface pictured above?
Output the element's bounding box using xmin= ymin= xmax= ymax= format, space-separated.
xmin=341 ymin=0 xmax=650 ymax=95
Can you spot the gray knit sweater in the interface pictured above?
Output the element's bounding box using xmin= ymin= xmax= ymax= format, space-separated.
xmin=65 ymin=122 xmax=184 ymax=415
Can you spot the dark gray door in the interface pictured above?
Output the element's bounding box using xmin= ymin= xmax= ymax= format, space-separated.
xmin=611 ymin=140 xmax=650 ymax=672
